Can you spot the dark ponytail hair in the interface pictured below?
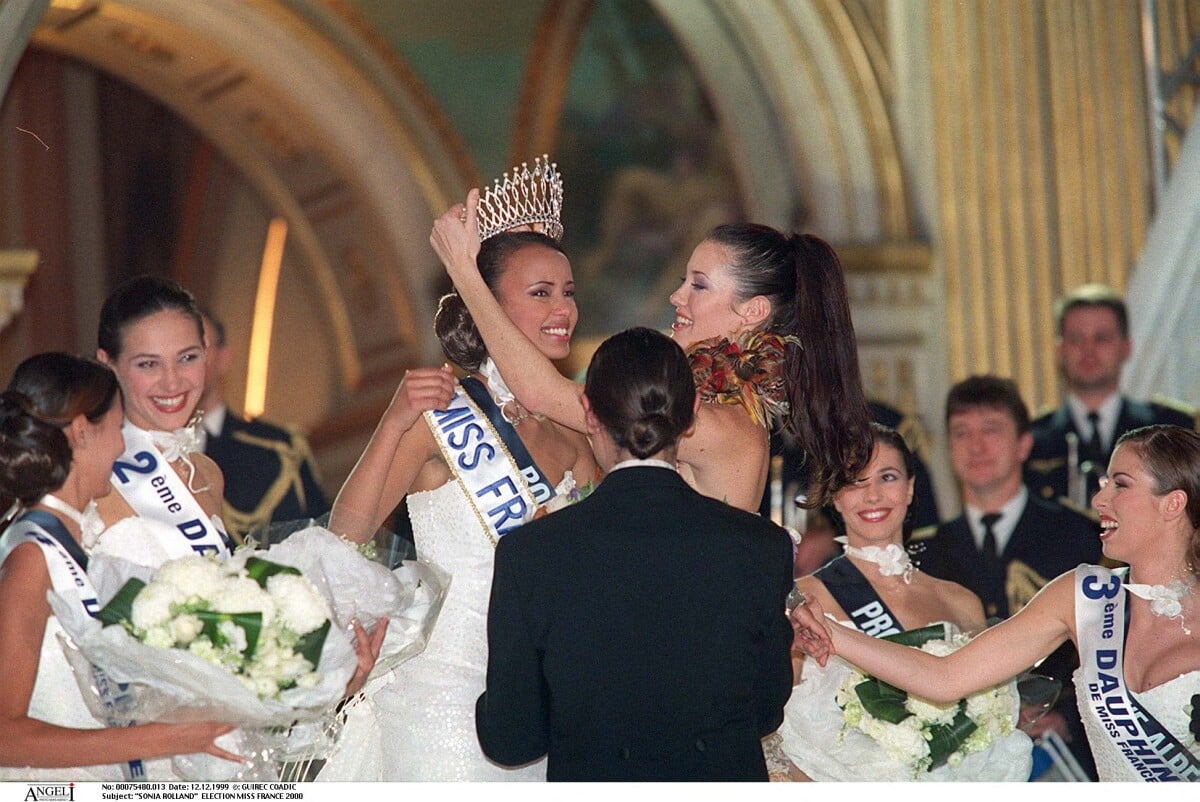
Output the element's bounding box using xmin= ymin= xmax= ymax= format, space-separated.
xmin=707 ymin=223 xmax=872 ymax=505
xmin=435 ymin=231 xmax=567 ymax=372
xmin=98 ymin=275 xmax=204 ymax=359
xmin=584 ymin=327 xmax=695 ymax=460
xmin=0 ymin=353 xmax=121 ymax=509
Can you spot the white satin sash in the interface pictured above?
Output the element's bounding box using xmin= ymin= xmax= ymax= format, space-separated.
xmin=424 ymin=387 xmax=540 ymax=546
xmin=110 ymin=421 xmax=230 ymax=558
xmin=1075 ymin=564 xmax=1200 ymax=781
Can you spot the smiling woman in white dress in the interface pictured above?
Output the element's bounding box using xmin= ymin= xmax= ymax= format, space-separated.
xmin=319 ymin=226 xmax=597 ymax=781
xmin=792 ymin=423 xmax=1200 ymax=781
xmin=777 ymin=423 xmax=1020 ymax=781
xmin=91 ymin=276 xmax=381 ymax=704
xmin=0 ymin=352 xmax=237 ymax=780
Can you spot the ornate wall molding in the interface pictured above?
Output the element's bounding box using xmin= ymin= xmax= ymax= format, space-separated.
xmin=0 ymin=249 xmax=38 ymax=333
xmin=32 ymin=0 xmax=472 ymax=395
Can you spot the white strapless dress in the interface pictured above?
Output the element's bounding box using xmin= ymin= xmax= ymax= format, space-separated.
xmin=317 ymin=480 xmax=546 ymax=781
xmin=0 ymin=544 xmax=175 ymax=781
xmin=0 ymin=617 xmax=127 ymax=782
xmin=1075 ymin=668 xmax=1200 ymax=781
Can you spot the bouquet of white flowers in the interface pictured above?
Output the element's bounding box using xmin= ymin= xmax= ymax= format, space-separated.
xmin=50 ymin=523 xmax=447 ymax=780
xmin=835 ymin=626 xmax=1018 ymax=776
xmin=779 ymin=623 xmax=1033 ymax=782
xmin=97 ymin=553 xmax=332 ymax=700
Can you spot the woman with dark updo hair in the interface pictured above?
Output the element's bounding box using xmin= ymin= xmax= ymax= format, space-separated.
xmin=0 ymin=353 xmax=237 ymax=780
xmin=474 ymin=328 xmax=795 ymax=781
xmin=321 ymin=229 xmax=596 ymax=781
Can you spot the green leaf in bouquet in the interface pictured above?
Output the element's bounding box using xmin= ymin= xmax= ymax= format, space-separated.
xmin=195 ymin=609 xmax=263 ymax=661
xmin=926 ymin=705 xmax=978 ymax=770
xmin=95 ymin=578 xmax=146 ymax=628
xmin=881 ymin=624 xmax=948 ymax=649
xmin=244 ymin=556 xmax=301 ymax=588
xmin=854 ymin=678 xmax=913 ymax=724
xmin=296 ymin=618 xmax=331 ymax=668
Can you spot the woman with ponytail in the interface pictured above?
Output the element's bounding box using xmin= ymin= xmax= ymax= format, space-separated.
xmin=433 ymin=197 xmax=872 ymax=512
xmin=0 ymin=353 xmax=237 ymax=780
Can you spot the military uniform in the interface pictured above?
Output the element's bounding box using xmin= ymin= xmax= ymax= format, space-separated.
xmin=203 ymin=407 xmax=331 ymax=542
xmin=1025 ymin=396 xmax=1197 ymax=505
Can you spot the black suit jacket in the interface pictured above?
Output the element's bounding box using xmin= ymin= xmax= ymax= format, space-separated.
xmin=476 ymin=466 xmax=795 ymax=782
xmin=916 ymin=492 xmax=1101 ymax=620
xmin=1025 ymin=396 xmax=1195 ymax=504
xmin=204 ymin=412 xmax=330 ymax=540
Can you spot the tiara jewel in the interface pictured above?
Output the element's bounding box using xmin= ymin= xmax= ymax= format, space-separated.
xmin=476 ymin=155 xmax=564 ymax=242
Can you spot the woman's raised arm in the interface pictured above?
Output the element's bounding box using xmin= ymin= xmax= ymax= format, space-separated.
xmin=329 ymin=365 xmax=455 ymax=543
xmin=430 ymin=191 xmax=586 ymax=432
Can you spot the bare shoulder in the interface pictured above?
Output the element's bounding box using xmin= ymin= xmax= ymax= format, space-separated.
xmin=0 ymin=541 xmax=52 ymax=617
xmin=795 ymin=574 xmax=845 ymax=620
xmin=95 ymin=490 xmax=130 ymax=528
xmin=694 ymin=402 xmax=761 ymax=440
xmin=678 ymin=403 xmax=769 ymax=509
xmin=0 ymin=540 xmax=49 ymax=584
xmin=549 ymin=419 xmax=592 ymax=453
xmin=920 ymin=573 xmax=987 ymax=629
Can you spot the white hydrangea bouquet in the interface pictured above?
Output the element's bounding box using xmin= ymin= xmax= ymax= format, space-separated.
xmin=97 ymin=553 xmax=333 ymax=700
xmin=779 ymin=623 xmax=1033 ymax=781
xmin=49 ymin=524 xmax=447 ymax=780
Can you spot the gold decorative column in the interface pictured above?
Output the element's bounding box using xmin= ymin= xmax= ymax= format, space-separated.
xmin=931 ymin=0 xmax=1153 ymax=411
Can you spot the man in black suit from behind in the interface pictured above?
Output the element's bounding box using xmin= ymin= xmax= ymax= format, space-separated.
xmin=914 ymin=375 xmax=1102 ymax=779
xmin=1026 ymin=283 xmax=1196 ymax=507
xmin=200 ymin=311 xmax=330 ymax=542
xmin=476 ymin=328 xmax=794 ymax=781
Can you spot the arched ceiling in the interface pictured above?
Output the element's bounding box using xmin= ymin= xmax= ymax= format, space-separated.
xmin=31 ymin=0 xmax=479 ymax=392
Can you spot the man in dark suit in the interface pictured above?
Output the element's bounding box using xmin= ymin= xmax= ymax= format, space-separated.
xmin=200 ymin=312 xmax=330 ymax=541
xmin=475 ymin=327 xmax=794 ymax=781
xmin=915 ymin=375 xmax=1102 ymax=779
xmin=1026 ymin=283 xmax=1196 ymax=507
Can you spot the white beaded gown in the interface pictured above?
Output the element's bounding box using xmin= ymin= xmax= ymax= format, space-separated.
xmin=1075 ymin=668 xmax=1200 ymax=781
xmin=317 ymin=479 xmax=546 ymax=781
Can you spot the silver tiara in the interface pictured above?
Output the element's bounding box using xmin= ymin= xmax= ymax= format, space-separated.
xmin=477 ymin=155 xmax=564 ymax=242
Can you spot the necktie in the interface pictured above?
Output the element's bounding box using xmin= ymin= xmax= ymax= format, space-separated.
xmin=1086 ymin=411 xmax=1103 ymax=460
xmin=980 ymin=513 xmax=1004 ymax=612
xmin=980 ymin=513 xmax=1001 ymax=562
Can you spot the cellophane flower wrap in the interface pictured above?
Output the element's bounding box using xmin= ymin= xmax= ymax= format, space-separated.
xmin=779 ymin=623 xmax=1033 ymax=781
xmin=48 ymin=523 xmax=447 ymax=780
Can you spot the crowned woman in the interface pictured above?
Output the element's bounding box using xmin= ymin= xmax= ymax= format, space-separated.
xmin=316 ymin=158 xmax=597 ymax=781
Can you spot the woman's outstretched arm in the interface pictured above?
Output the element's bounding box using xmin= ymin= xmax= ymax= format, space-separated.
xmin=0 ymin=545 xmax=241 ymax=768
xmin=792 ymin=571 xmax=1076 ymax=703
xmin=430 ymin=191 xmax=587 ymax=432
xmin=328 ymin=365 xmax=455 ymax=543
